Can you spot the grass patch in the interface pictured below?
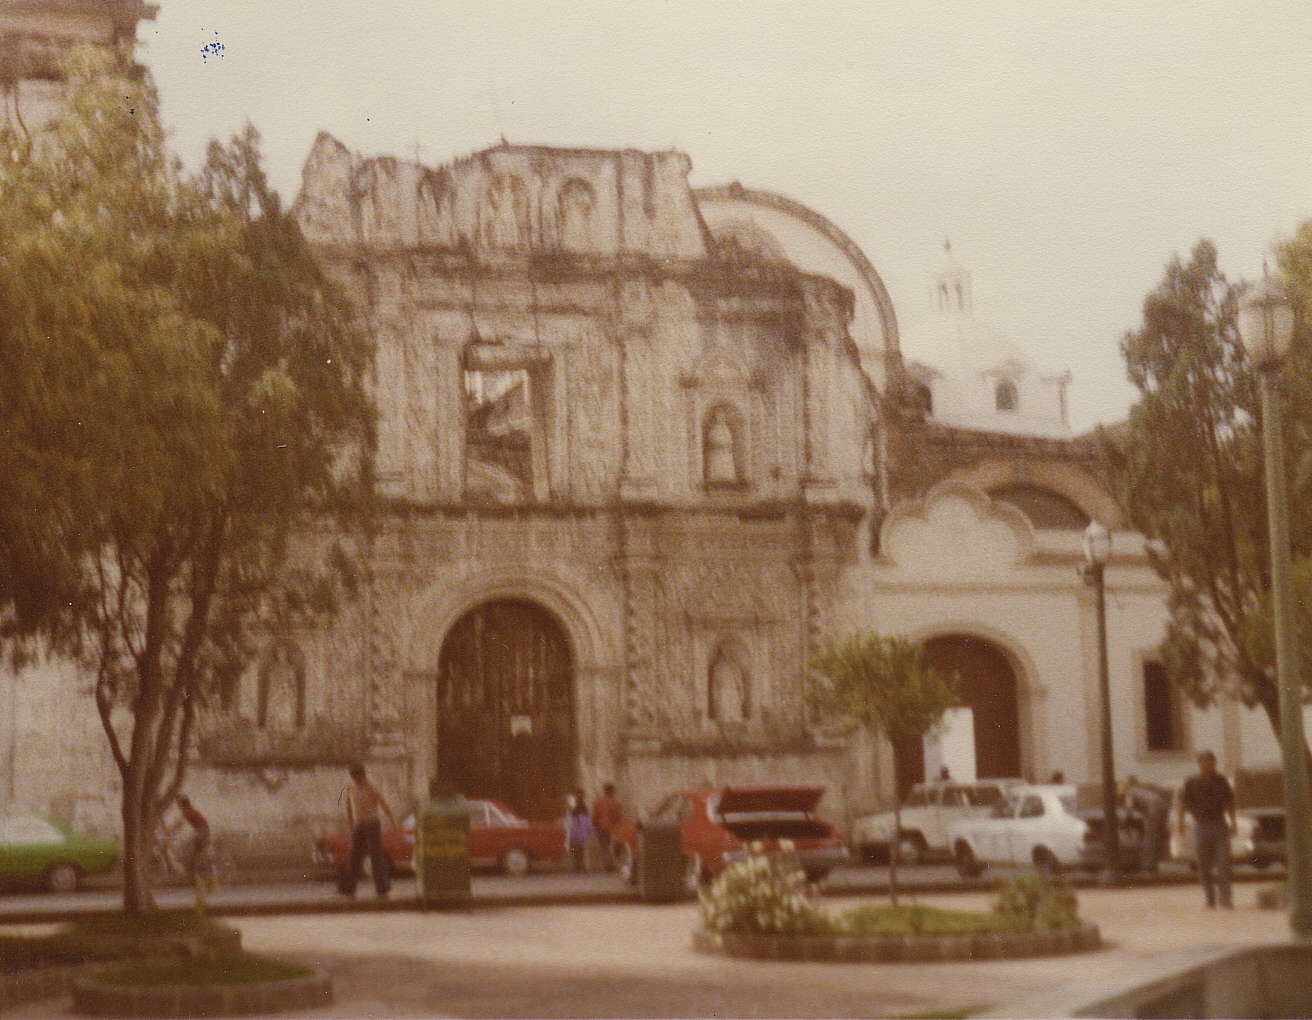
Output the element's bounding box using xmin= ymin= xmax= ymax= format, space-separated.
xmin=93 ymin=951 xmax=311 ymax=988
xmin=0 ymin=912 xmax=239 ymax=973
xmin=835 ymin=903 xmax=1028 ymax=937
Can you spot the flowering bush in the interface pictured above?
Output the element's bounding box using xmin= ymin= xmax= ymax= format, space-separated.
xmin=698 ymin=856 xmax=833 ymax=935
xmin=992 ymin=870 xmax=1080 ymax=932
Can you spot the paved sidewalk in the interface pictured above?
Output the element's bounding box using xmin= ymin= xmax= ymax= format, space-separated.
xmin=1 ymin=882 xmax=1297 ymax=1018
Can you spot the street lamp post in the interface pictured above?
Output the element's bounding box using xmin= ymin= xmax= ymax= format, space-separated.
xmin=1238 ymin=273 xmax=1312 ymax=939
xmin=1083 ymin=520 xmax=1119 ymax=884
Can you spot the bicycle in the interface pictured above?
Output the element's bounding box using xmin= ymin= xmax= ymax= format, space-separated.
xmin=151 ymin=827 xmax=234 ymax=903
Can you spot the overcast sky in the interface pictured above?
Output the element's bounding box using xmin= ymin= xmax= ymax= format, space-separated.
xmin=140 ymin=2 xmax=1311 ymax=431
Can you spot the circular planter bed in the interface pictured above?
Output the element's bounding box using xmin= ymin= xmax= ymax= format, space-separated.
xmin=71 ymin=954 xmax=332 ymax=1019
xmin=693 ymin=921 xmax=1101 ymax=963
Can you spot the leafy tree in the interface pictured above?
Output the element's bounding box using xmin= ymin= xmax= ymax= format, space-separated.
xmin=806 ymin=633 xmax=959 ymax=904
xmin=1103 ymin=235 xmax=1312 ymax=751
xmin=0 ymin=48 xmax=374 ymax=912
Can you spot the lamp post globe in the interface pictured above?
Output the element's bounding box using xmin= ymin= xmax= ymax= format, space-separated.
xmin=1237 ymin=272 xmax=1311 ymax=938
xmin=1083 ymin=519 xmax=1118 ymax=882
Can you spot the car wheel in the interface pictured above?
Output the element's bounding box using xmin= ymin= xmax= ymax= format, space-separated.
xmin=616 ymin=843 xmax=636 ymax=885
xmin=500 ymin=847 xmax=531 ymax=877
xmin=682 ymin=855 xmax=703 ymax=895
xmin=47 ymin=862 xmax=80 ymax=894
xmin=896 ymin=834 xmax=925 ymax=868
xmin=1033 ymin=847 xmax=1062 ymax=878
xmin=954 ymin=841 xmax=983 ymax=878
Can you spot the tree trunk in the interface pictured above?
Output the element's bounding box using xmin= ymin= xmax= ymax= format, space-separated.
xmin=889 ymin=787 xmax=901 ymax=907
xmin=120 ymin=761 xmax=155 ymax=914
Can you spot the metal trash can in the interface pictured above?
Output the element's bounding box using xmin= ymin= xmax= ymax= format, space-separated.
xmin=636 ymin=820 xmax=686 ymax=902
xmin=415 ymin=779 xmax=471 ymax=905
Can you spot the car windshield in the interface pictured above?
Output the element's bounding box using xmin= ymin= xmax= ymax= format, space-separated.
xmin=991 ymin=797 xmax=1018 ymax=819
xmin=1059 ymin=796 xmax=1077 ymax=814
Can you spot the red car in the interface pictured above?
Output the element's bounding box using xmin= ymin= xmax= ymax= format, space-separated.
xmin=613 ymin=785 xmax=848 ymax=889
xmin=315 ymin=798 xmax=566 ymax=877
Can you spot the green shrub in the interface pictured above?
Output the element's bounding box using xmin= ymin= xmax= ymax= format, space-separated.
xmin=699 ymin=856 xmax=833 ymax=935
xmin=833 ymin=902 xmax=1028 ymax=936
xmin=991 ymin=870 xmax=1079 ymax=932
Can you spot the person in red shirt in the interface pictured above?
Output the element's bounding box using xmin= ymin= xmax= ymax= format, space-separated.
xmin=591 ymin=783 xmax=624 ymax=871
xmin=175 ymin=795 xmax=210 ymax=878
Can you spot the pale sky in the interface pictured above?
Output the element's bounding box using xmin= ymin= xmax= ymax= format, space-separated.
xmin=140 ymin=2 xmax=1312 ymax=431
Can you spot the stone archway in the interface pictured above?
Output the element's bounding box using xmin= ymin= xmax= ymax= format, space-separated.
xmin=436 ymin=598 xmax=576 ymax=821
xmin=895 ymin=633 xmax=1022 ymax=797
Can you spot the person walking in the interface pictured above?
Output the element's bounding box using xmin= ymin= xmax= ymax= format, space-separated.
xmin=567 ymin=791 xmax=594 ymax=873
xmin=1176 ymin=751 xmax=1236 ymax=907
xmin=591 ymin=783 xmax=624 ymax=871
xmin=339 ymin=762 xmax=398 ymax=898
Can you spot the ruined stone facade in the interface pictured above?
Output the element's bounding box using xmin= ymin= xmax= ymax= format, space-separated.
xmin=268 ymin=137 xmax=877 ymax=834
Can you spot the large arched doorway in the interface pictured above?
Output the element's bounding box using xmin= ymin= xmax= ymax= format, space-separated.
xmin=436 ymin=598 xmax=576 ymax=821
xmin=894 ymin=634 xmax=1022 ymax=798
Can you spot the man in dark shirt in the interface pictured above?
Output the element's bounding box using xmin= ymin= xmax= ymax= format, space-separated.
xmin=1176 ymin=751 xmax=1236 ymax=907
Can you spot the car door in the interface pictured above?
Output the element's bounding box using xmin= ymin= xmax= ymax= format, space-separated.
xmin=1007 ymin=794 xmax=1047 ymax=864
xmin=976 ymin=797 xmax=1017 ymax=862
xmin=929 ymin=786 xmax=966 ymax=850
xmin=466 ymin=800 xmax=496 ymax=864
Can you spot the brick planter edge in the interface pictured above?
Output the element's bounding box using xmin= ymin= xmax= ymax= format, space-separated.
xmin=692 ymin=921 xmax=1101 ymax=963
xmin=70 ymin=970 xmax=332 ymax=1018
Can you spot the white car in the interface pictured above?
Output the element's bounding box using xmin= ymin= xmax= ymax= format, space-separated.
xmin=850 ymin=779 xmax=1022 ymax=865
xmin=946 ymin=784 xmax=1143 ymax=877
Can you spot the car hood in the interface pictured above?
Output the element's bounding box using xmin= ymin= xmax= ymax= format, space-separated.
xmin=715 ymin=785 xmax=826 ymax=814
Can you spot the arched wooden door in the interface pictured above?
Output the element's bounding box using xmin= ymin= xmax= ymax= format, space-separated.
xmin=894 ymin=634 xmax=1022 ymax=798
xmin=436 ymin=599 xmax=576 ymax=821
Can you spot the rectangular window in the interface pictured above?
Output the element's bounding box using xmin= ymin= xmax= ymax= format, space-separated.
xmin=1143 ymin=660 xmax=1183 ymax=752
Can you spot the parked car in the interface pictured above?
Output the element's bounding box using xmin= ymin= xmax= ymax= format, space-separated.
xmin=850 ymin=778 xmax=1023 ymax=865
xmin=314 ymin=798 xmax=566 ymax=878
xmin=613 ymin=785 xmax=848 ymax=890
xmin=946 ymin=784 xmax=1144 ymax=878
xmin=0 ymin=810 xmax=119 ymax=892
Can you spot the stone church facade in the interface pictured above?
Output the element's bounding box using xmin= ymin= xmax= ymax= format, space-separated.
xmin=0 ymin=4 xmax=1293 ymax=864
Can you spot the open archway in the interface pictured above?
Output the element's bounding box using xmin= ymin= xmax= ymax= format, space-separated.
xmin=436 ymin=598 xmax=576 ymax=821
xmin=894 ymin=633 xmax=1022 ymax=797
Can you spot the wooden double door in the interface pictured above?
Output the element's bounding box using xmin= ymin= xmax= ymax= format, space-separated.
xmin=895 ymin=634 xmax=1022 ymax=798
xmin=436 ymin=599 xmax=576 ymax=822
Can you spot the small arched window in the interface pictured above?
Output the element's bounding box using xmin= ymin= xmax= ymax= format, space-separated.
xmin=703 ymin=405 xmax=743 ymax=486
xmin=994 ymin=379 xmax=1018 ymax=412
xmin=708 ymin=642 xmax=751 ymax=722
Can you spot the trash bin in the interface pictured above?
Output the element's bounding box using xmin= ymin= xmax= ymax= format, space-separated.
xmin=415 ymin=779 xmax=471 ymax=905
xmin=636 ymin=820 xmax=686 ymax=902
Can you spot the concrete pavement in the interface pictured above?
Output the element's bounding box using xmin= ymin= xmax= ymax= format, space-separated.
xmin=0 ymin=880 xmax=1299 ymax=1017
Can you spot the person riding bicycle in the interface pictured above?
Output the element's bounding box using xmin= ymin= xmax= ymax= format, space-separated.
xmin=176 ymin=795 xmax=211 ymax=880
